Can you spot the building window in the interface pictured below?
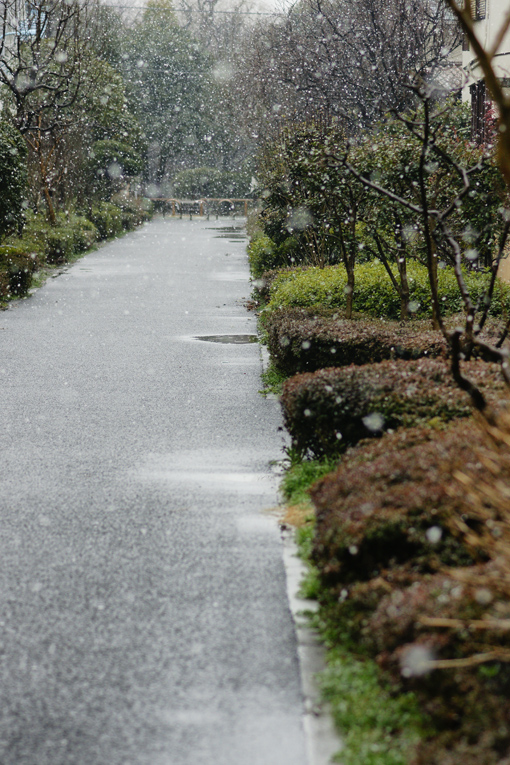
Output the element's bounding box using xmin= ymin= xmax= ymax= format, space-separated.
xmin=472 ymin=0 xmax=486 ymax=20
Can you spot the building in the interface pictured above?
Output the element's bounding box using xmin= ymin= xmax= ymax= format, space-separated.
xmin=462 ymin=0 xmax=510 ymax=141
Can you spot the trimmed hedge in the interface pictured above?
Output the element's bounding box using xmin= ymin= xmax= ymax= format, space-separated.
xmin=310 ymin=421 xmax=484 ymax=589
xmin=281 ymin=357 xmax=505 ymax=457
xmin=265 ymin=308 xmax=448 ymax=375
xmin=267 ymin=260 xmax=510 ymax=320
xmin=111 ymin=195 xmax=153 ymax=231
xmin=309 ymin=419 xmax=510 ymax=763
xmin=0 ymin=245 xmax=39 ymax=300
xmin=247 ymin=233 xmax=278 ymax=278
xmin=0 ymin=199 xmax=151 ymax=303
xmin=5 ymin=212 xmax=100 ymax=265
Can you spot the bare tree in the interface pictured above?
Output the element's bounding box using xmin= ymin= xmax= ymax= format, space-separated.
xmin=178 ymin=0 xmax=250 ymax=61
xmin=0 ymin=0 xmax=96 ymax=221
xmin=239 ymin=0 xmax=461 ymax=135
xmin=342 ymin=90 xmax=510 ymax=415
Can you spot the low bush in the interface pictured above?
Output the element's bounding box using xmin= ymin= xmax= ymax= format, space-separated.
xmin=88 ymin=201 xmax=124 ymax=240
xmin=252 ymin=266 xmax=309 ymax=305
xmin=70 ymin=214 xmax=99 ymax=252
xmin=308 ymin=419 xmax=510 ymax=762
xmin=267 ymin=260 xmax=510 ymax=320
xmin=281 ymin=357 xmax=505 ymax=457
xmin=0 ymin=245 xmax=38 ymax=300
xmin=265 ymin=308 xmax=448 ymax=375
xmin=310 ymin=421 xmax=485 ymax=590
xmin=111 ymin=194 xmax=153 ymax=231
xmin=5 ymin=212 xmax=99 ymax=265
xmin=247 ymin=233 xmax=278 ymax=278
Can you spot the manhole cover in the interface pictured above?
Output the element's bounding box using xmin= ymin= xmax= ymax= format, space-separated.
xmin=195 ymin=334 xmax=258 ymax=344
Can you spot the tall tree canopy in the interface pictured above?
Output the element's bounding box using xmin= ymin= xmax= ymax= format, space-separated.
xmin=122 ymin=0 xmax=214 ymax=186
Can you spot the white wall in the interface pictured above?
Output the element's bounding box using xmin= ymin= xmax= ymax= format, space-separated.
xmin=463 ymin=0 xmax=510 ymax=98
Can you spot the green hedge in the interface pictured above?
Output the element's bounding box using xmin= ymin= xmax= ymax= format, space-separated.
xmin=88 ymin=202 xmax=124 ymax=240
xmin=0 ymin=245 xmax=39 ymax=300
xmin=5 ymin=212 xmax=99 ymax=266
xmin=267 ymin=261 xmax=510 ymax=320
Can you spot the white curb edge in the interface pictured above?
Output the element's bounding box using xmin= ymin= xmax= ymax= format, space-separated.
xmin=281 ymin=528 xmax=344 ymax=765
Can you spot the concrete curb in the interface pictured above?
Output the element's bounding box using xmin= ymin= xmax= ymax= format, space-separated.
xmin=257 ymin=336 xmax=342 ymax=764
xmin=281 ymin=529 xmax=343 ymax=765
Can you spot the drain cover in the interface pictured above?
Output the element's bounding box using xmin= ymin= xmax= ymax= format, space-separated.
xmin=195 ymin=334 xmax=258 ymax=344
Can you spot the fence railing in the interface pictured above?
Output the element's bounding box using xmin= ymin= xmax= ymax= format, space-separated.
xmin=150 ymin=197 xmax=254 ymax=218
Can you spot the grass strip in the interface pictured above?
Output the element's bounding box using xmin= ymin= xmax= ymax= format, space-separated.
xmin=288 ymin=456 xmax=432 ymax=764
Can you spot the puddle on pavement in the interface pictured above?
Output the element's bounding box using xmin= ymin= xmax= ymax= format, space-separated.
xmin=135 ymin=449 xmax=280 ymax=498
xmin=209 ymin=271 xmax=246 ymax=282
xmin=208 ymin=226 xmax=246 ymax=241
xmin=138 ymin=468 xmax=277 ymax=497
xmin=195 ymin=334 xmax=257 ymax=344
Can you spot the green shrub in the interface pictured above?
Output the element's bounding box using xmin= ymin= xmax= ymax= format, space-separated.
xmin=3 ymin=211 xmax=99 ymax=267
xmin=252 ymin=266 xmax=310 ymax=305
xmin=265 ymin=308 xmax=448 ymax=376
xmin=69 ymin=215 xmax=98 ymax=252
xmin=0 ymin=245 xmax=38 ymax=299
xmin=22 ymin=213 xmax=98 ymax=264
xmin=267 ymin=261 xmax=510 ymax=320
xmin=88 ymin=202 xmax=124 ymax=239
xmin=280 ymin=357 xmax=504 ymax=458
xmin=110 ymin=195 xmax=153 ymax=231
xmin=248 ymin=233 xmax=278 ymax=278
xmin=43 ymin=226 xmax=76 ymax=264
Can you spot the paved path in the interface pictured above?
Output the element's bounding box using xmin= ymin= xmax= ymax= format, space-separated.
xmin=0 ymin=218 xmax=307 ymax=765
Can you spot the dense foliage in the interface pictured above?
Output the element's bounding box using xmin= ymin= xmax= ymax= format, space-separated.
xmin=0 ymin=121 xmax=27 ymax=240
xmin=310 ymin=419 xmax=510 ymax=763
xmin=256 ymin=102 xmax=507 ymax=320
xmin=249 ymin=68 xmax=510 ymax=759
xmin=265 ymin=261 xmax=510 ymax=320
xmin=172 ymin=166 xmax=252 ymax=198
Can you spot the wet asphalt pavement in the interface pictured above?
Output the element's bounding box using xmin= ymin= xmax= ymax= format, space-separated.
xmin=0 ymin=217 xmax=307 ymax=765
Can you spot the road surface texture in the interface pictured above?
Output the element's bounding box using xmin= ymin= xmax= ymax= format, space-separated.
xmin=0 ymin=218 xmax=308 ymax=765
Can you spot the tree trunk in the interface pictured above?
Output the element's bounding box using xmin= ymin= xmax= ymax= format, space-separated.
xmin=43 ymin=183 xmax=57 ymax=226
xmin=345 ymin=267 xmax=354 ymax=319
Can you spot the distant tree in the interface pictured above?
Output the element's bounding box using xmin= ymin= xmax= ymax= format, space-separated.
xmin=172 ymin=165 xmax=251 ymax=197
xmin=178 ymin=0 xmax=249 ymax=61
xmin=122 ymin=0 xmax=215 ymax=185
